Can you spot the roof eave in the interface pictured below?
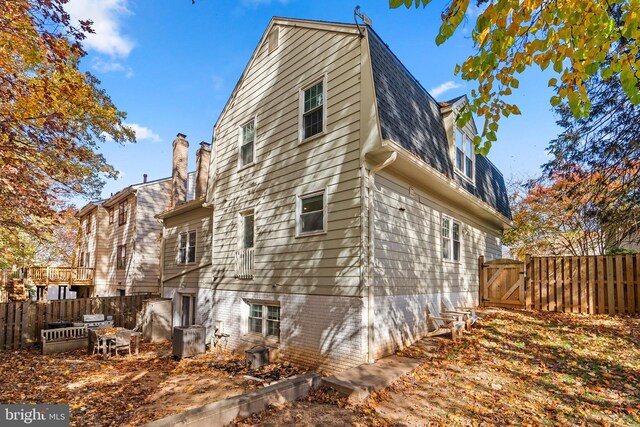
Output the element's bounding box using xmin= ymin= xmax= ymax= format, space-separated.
xmin=385 ymin=140 xmax=512 ymax=229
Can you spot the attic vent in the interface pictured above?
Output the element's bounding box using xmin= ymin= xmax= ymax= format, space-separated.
xmin=268 ymin=27 xmax=279 ymax=54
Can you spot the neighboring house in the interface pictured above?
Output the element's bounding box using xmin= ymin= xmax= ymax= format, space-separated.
xmin=156 ymin=142 xmax=213 ymax=329
xmin=162 ymin=18 xmax=511 ymax=371
xmin=75 ymin=133 xmax=200 ymax=297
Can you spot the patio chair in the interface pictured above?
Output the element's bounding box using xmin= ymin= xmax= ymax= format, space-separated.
xmin=441 ymin=296 xmax=479 ymax=331
xmin=425 ymin=301 xmax=465 ymax=341
xmin=111 ymin=329 xmax=132 ymax=356
xmin=89 ymin=329 xmax=110 ymax=356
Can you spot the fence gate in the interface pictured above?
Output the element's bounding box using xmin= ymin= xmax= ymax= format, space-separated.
xmin=479 ymin=257 xmax=526 ymax=308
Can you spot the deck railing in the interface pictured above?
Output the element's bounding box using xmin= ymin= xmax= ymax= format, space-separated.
xmin=235 ymin=248 xmax=255 ymax=279
xmin=26 ymin=267 xmax=95 ymax=286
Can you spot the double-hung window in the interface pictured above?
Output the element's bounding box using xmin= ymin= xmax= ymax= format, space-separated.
xmin=116 ymin=244 xmax=126 ymax=270
xmin=442 ymin=217 xmax=461 ymax=262
xmin=300 ymin=79 xmax=325 ymax=141
xmin=108 ymin=209 xmax=114 ymax=224
xmin=297 ymin=190 xmax=326 ymax=236
xmin=85 ymin=214 xmax=92 ymax=235
xmin=248 ymin=302 xmax=280 ymax=339
xmin=178 ymin=231 xmax=196 ymax=265
xmin=455 ymin=129 xmax=474 ymax=181
xmin=118 ymin=201 xmax=127 ymax=226
xmin=239 ymin=119 xmax=255 ymax=168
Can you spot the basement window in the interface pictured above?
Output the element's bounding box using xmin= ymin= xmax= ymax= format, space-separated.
xmin=247 ymin=302 xmax=280 ymax=339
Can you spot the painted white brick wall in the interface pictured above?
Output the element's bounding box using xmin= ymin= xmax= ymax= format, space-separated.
xmin=373 ymin=291 xmax=475 ymax=359
xmin=172 ymin=289 xmax=369 ymax=372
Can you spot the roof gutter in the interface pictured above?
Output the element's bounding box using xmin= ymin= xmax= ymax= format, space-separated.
xmin=387 ymin=140 xmax=513 ymax=229
xmin=366 ymin=148 xmax=397 ymax=364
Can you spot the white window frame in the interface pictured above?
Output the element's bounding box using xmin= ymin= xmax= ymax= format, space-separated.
xmin=85 ymin=214 xmax=92 ymax=235
xmin=455 ymin=128 xmax=475 ymax=183
xmin=239 ymin=209 xmax=255 ymax=250
xmin=442 ymin=216 xmax=461 ymax=262
xmin=85 ymin=252 xmax=91 ymax=268
xmin=296 ymin=189 xmax=327 ymax=237
xmin=177 ymin=230 xmax=197 ymax=265
xmin=238 ymin=118 xmax=256 ymax=170
xmin=245 ymin=300 xmax=280 ymax=340
xmin=298 ymin=75 xmax=327 ymax=144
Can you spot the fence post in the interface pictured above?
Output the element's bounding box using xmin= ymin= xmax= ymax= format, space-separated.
xmin=478 ymin=256 xmax=485 ymax=307
xmin=524 ymin=255 xmax=531 ymax=309
xmin=606 ymin=257 xmax=616 ymax=314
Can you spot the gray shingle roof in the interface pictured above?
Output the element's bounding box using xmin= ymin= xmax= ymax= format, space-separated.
xmin=368 ymin=29 xmax=511 ymax=220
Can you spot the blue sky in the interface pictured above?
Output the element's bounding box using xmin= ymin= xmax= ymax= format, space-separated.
xmin=66 ymin=0 xmax=560 ymax=204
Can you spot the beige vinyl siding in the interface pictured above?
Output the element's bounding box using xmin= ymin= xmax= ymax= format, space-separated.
xmin=132 ymin=181 xmax=171 ymax=294
xmin=212 ymin=24 xmax=362 ymax=297
xmin=92 ymin=207 xmax=111 ymax=292
xmin=105 ymin=194 xmax=137 ymax=294
xmin=373 ymin=171 xmax=502 ymax=296
xmin=162 ymin=206 xmax=213 ymax=290
xmin=76 ymin=209 xmax=98 ymax=267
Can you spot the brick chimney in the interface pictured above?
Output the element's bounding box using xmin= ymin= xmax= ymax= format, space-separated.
xmin=195 ymin=141 xmax=211 ymax=199
xmin=171 ymin=133 xmax=189 ymax=207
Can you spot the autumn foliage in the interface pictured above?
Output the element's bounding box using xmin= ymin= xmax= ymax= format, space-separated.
xmin=0 ymin=0 xmax=134 ymax=249
xmin=390 ymin=0 xmax=640 ymax=152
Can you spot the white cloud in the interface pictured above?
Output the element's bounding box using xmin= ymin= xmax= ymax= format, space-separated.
xmin=429 ymin=81 xmax=463 ymax=98
xmin=66 ymin=0 xmax=134 ymax=57
xmin=91 ymin=59 xmax=134 ymax=77
xmin=126 ymin=123 xmax=162 ymax=143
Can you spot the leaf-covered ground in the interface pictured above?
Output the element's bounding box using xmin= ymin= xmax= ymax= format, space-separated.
xmin=235 ymin=308 xmax=640 ymax=426
xmin=0 ymin=342 xmax=304 ymax=426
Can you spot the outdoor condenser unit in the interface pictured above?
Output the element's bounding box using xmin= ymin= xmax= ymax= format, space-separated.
xmin=173 ymin=325 xmax=206 ymax=358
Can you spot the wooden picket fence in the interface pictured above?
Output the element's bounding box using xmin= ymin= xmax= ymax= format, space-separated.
xmin=0 ymin=294 xmax=157 ymax=350
xmin=526 ymin=255 xmax=639 ymax=315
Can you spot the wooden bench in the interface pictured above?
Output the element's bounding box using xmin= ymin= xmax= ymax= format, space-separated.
xmin=41 ymin=326 xmax=89 ymax=355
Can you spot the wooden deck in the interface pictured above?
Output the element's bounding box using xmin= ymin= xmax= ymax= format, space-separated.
xmin=26 ymin=267 xmax=95 ymax=286
xmin=2 ymin=267 xmax=95 ymax=288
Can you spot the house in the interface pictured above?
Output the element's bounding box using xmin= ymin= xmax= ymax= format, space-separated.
xmin=162 ymin=17 xmax=511 ymax=371
xmin=75 ymin=133 xmax=203 ymax=297
xmin=156 ymin=142 xmax=213 ymax=329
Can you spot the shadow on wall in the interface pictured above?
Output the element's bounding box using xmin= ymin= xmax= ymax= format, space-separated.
xmin=207 ymin=26 xmax=369 ymax=370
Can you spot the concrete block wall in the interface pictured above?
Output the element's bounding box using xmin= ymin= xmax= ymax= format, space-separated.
xmin=209 ymin=289 xmax=368 ymax=372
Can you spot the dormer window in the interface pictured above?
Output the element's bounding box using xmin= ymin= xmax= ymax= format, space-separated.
xmin=456 ymin=129 xmax=474 ymax=181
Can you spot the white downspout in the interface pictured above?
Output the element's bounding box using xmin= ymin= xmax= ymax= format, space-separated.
xmin=367 ymin=150 xmax=397 ymax=364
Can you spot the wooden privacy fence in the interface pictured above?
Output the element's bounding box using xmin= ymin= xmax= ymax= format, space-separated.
xmin=479 ymin=255 xmax=640 ymax=315
xmin=0 ymin=294 xmax=156 ymax=350
xmin=527 ymin=255 xmax=639 ymax=315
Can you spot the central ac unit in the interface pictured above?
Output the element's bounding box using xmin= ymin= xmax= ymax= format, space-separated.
xmin=173 ymin=325 xmax=206 ymax=358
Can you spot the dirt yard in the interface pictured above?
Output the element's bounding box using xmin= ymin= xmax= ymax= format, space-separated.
xmin=0 ymin=341 xmax=304 ymax=426
xmin=234 ymin=309 xmax=640 ymax=427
